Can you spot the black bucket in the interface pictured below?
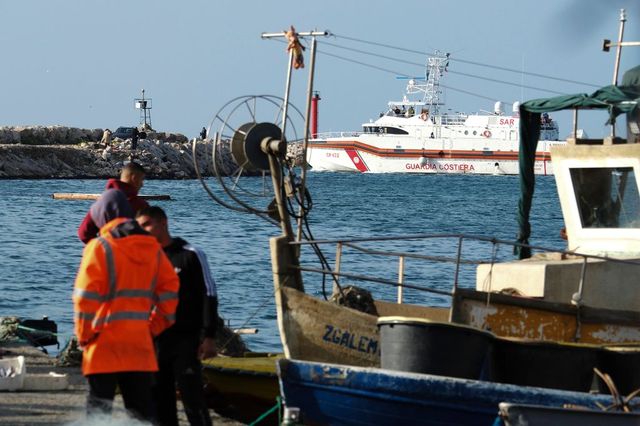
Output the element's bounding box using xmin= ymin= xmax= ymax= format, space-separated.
xmin=493 ymin=338 xmax=600 ymax=392
xmin=377 ymin=316 xmax=493 ymax=379
xmin=598 ymin=347 xmax=640 ymax=396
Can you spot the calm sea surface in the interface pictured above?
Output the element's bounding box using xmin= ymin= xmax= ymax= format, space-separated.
xmin=0 ymin=173 xmax=565 ymax=352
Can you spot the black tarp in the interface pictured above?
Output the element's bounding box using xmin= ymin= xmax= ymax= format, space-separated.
xmin=515 ymin=66 xmax=640 ymax=259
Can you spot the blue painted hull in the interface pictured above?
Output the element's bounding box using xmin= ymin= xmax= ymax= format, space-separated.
xmin=277 ymin=359 xmax=615 ymax=426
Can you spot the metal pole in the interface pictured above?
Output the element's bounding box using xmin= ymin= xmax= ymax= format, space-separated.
xmin=452 ymin=236 xmax=463 ymax=292
xmin=259 ymin=30 xmax=328 ymax=169
xmin=572 ymin=109 xmax=578 ymax=141
xmin=261 ymin=31 xmax=329 ymax=38
xmin=296 ymin=35 xmax=318 ymax=242
xmin=397 ymin=256 xmax=405 ymax=304
xmin=613 ymin=9 xmax=627 ymax=86
xmin=280 ymin=51 xmax=295 ymax=140
xmin=572 ymin=257 xmax=588 ymax=307
xmin=267 ymin=152 xmax=295 ymax=240
xmin=332 ymin=242 xmax=342 ymax=295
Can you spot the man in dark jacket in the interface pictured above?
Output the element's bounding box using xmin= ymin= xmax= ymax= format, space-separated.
xmin=78 ymin=162 xmax=149 ymax=244
xmin=136 ymin=206 xmax=218 ymax=426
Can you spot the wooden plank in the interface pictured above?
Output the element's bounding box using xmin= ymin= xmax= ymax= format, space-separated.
xmin=52 ymin=193 xmax=171 ymax=200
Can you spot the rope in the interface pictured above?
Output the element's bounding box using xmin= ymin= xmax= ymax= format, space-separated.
xmin=248 ymin=396 xmax=281 ymax=425
xmin=331 ymin=33 xmax=601 ymax=88
xmin=16 ymin=324 xmax=61 ymax=336
xmin=216 ymin=287 xmax=278 ymax=354
xmin=591 ymin=368 xmax=640 ymax=413
xmin=321 ymin=40 xmax=569 ymax=95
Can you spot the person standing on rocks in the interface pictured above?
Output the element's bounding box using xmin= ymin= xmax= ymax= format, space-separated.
xmin=135 ymin=206 xmax=218 ymax=426
xmin=131 ymin=128 xmax=139 ymax=151
xmin=100 ymin=128 xmax=112 ymax=147
xmin=199 ymin=127 xmax=207 ymax=140
xmin=77 ymin=162 xmax=149 ymax=244
xmin=73 ymin=189 xmax=179 ymax=422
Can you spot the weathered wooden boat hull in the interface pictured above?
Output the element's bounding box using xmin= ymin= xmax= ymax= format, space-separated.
xmin=451 ymin=288 xmax=640 ymax=344
xmin=275 ymin=286 xmax=449 ymax=366
xmin=277 ymin=359 xmax=615 ymax=426
xmin=274 ymin=285 xmax=640 ymax=368
xmin=202 ymin=353 xmax=281 ymax=425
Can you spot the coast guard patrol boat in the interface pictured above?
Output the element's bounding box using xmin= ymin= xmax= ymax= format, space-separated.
xmin=306 ymin=51 xmax=563 ymax=175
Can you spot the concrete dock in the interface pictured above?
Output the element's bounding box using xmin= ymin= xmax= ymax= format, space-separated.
xmin=0 ymin=343 xmax=244 ymax=425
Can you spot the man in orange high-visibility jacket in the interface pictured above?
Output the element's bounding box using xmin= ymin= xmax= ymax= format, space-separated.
xmin=73 ymin=189 xmax=179 ymax=422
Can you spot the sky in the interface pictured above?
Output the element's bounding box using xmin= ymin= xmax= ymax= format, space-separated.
xmin=0 ymin=0 xmax=638 ymax=140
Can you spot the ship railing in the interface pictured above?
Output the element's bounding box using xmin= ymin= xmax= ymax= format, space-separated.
xmin=311 ymin=131 xmax=363 ymax=140
xmin=287 ymin=233 xmax=640 ymax=306
xmin=440 ymin=116 xmax=467 ymax=126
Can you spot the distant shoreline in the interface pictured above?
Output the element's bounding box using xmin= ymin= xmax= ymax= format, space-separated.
xmin=0 ymin=125 xmax=213 ymax=179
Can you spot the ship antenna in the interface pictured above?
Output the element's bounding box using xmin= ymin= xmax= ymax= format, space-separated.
xmin=422 ymin=51 xmax=449 ymax=115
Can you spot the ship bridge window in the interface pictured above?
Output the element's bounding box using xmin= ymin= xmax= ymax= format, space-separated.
xmin=571 ymin=167 xmax=640 ymax=228
xmin=383 ymin=127 xmax=408 ymax=135
xmin=362 ymin=126 xmax=408 ymax=135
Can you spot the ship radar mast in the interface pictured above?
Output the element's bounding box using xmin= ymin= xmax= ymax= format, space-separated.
xmin=404 ymin=50 xmax=449 ymax=115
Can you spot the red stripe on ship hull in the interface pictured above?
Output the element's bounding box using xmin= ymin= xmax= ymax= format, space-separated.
xmin=345 ymin=148 xmax=369 ymax=172
xmin=309 ymin=141 xmax=552 ymax=162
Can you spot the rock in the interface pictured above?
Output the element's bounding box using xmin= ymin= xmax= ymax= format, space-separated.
xmin=0 ymin=125 xmax=261 ymax=179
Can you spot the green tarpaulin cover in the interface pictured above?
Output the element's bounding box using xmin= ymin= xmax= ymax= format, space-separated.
xmin=515 ymin=66 xmax=640 ymax=259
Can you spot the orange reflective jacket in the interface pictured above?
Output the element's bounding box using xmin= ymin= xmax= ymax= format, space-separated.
xmin=73 ymin=218 xmax=179 ymax=375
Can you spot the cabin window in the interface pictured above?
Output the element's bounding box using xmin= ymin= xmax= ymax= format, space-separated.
xmin=570 ymin=167 xmax=640 ymax=228
xmin=382 ymin=127 xmax=408 ymax=135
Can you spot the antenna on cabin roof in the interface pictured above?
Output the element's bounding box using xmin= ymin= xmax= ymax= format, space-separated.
xmin=398 ymin=51 xmax=449 ymax=115
xmin=600 ymin=8 xmax=640 ymax=139
xmin=602 ymin=9 xmax=640 ymax=85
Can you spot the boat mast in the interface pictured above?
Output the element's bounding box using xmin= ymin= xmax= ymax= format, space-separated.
xmin=601 ymin=8 xmax=640 ymax=139
xmin=261 ymin=29 xmax=329 ymax=243
xmin=405 ymin=50 xmax=449 ymax=115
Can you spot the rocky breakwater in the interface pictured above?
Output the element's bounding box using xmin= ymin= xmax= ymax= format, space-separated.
xmin=0 ymin=125 xmax=214 ymax=179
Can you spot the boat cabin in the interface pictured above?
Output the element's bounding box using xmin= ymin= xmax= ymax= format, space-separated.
xmin=476 ymin=68 xmax=640 ymax=311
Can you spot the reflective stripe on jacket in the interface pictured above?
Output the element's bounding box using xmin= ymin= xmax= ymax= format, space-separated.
xmin=73 ymin=218 xmax=179 ymax=375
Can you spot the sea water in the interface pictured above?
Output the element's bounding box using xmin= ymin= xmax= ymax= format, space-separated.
xmin=0 ymin=174 xmax=565 ymax=352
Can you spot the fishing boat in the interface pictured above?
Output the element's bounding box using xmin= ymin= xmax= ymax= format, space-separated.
xmin=306 ymin=51 xmax=563 ymax=175
xmin=201 ymin=353 xmax=281 ymax=425
xmin=276 ymin=358 xmax=621 ymax=426
xmin=498 ymin=402 xmax=640 ymax=426
xmin=268 ymin=32 xmax=640 ymax=366
xmin=271 ymin=14 xmax=640 ymax=424
xmin=200 ymin=20 xmax=640 ymax=371
xmin=201 ymin=16 xmax=639 ymax=424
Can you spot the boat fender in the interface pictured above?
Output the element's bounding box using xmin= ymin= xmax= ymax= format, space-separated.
xmin=420 ymin=112 xmax=428 ymax=121
xmin=483 ymin=130 xmax=491 ymax=138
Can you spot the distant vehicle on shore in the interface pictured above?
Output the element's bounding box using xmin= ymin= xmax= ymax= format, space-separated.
xmin=112 ymin=127 xmax=146 ymax=140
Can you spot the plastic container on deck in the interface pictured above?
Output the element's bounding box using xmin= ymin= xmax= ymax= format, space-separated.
xmin=493 ymin=338 xmax=600 ymax=392
xmin=377 ymin=316 xmax=494 ymax=379
xmin=0 ymin=356 xmax=25 ymax=391
xmin=23 ymin=372 xmax=68 ymax=391
xmin=598 ymin=346 xmax=640 ymax=395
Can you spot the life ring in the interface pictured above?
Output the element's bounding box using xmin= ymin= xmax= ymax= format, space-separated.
xmin=420 ymin=112 xmax=428 ymax=121
xmin=483 ymin=130 xmax=492 ymax=138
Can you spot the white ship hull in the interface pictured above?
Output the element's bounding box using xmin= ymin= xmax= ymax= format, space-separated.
xmin=307 ymin=135 xmax=562 ymax=175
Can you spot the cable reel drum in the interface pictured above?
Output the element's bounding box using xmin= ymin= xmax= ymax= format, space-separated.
xmin=230 ymin=122 xmax=286 ymax=172
xmin=198 ymin=95 xmax=304 ymax=219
